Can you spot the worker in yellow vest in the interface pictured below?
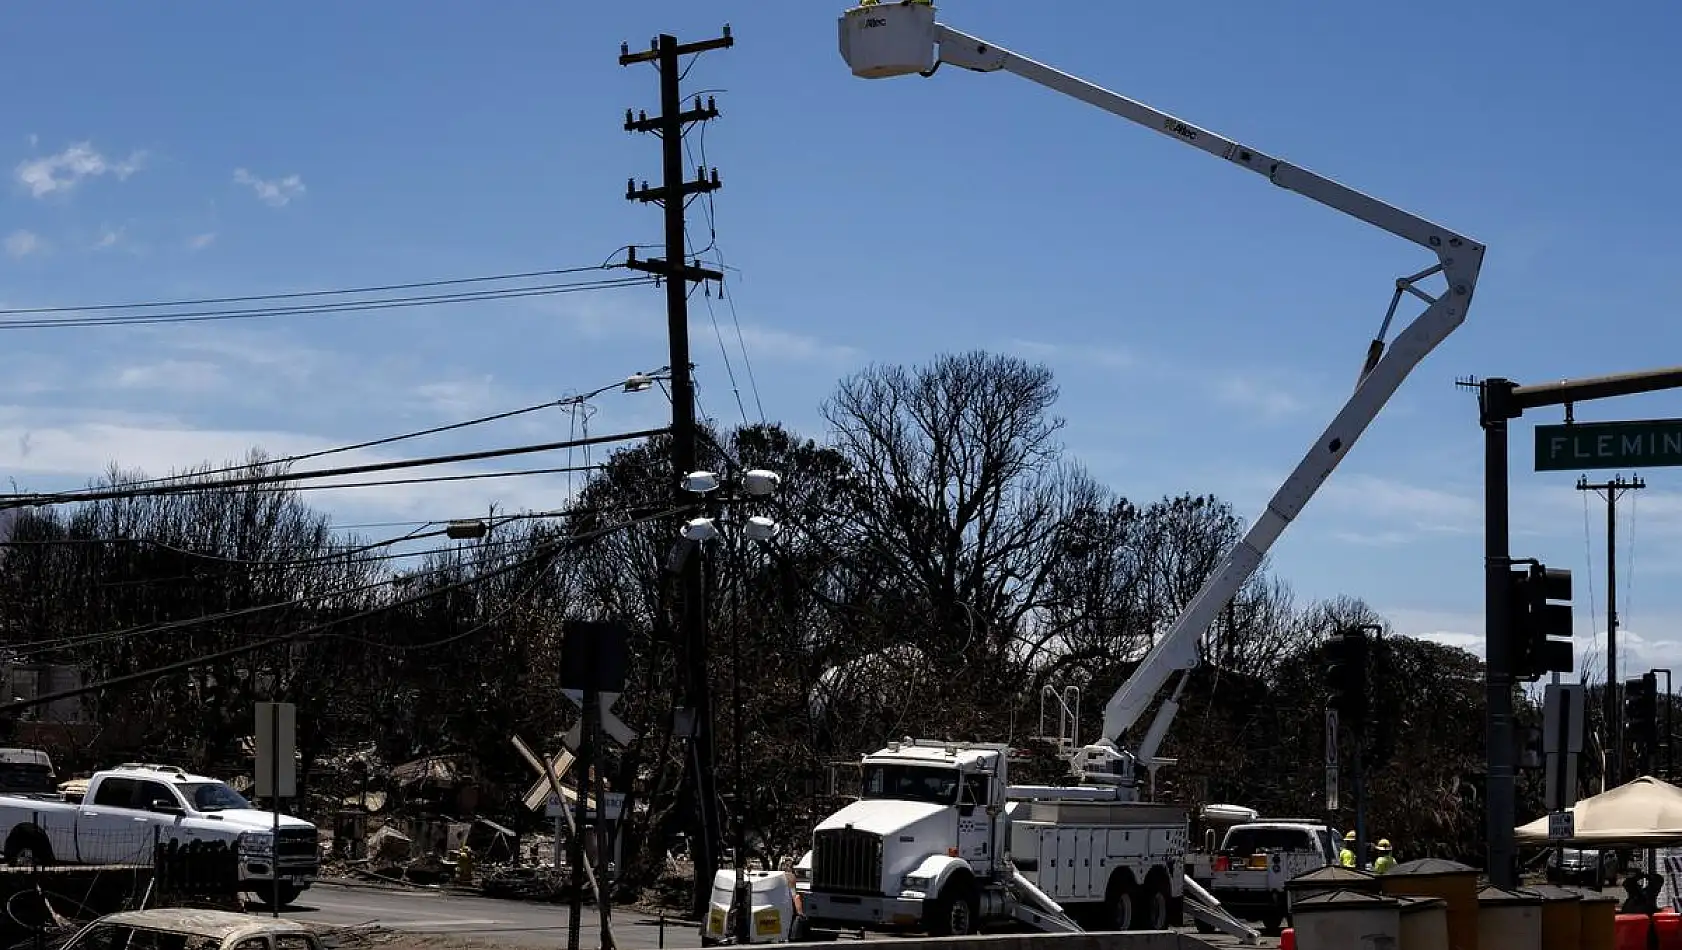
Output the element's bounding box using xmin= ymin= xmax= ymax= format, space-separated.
xmin=1339 ymin=831 xmax=1357 ymax=868
xmin=1373 ymin=839 xmax=1397 ymax=874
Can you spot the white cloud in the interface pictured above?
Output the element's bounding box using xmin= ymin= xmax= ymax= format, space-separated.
xmin=413 ymin=378 xmax=499 ymax=418
xmin=15 ymin=142 xmax=145 ymax=198
xmin=4 ymin=230 xmax=45 ymax=258
xmin=232 ymin=168 xmax=305 ymax=207
xmin=188 ymin=232 xmax=217 ymax=250
xmin=1215 ymin=375 xmax=1306 ymax=421
xmin=0 ymin=404 xmax=582 ymax=519
xmin=1318 ymin=474 xmax=1482 ymax=538
xmin=94 ymin=225 xmax=123 ymax=250
xmin=164 ymin=330 xmax=329 ymax=385
xmin=1382 ymin=604 xmax=1682 ymax=685
xmin=112 ymin=360 xmax=228 ymax=393
xmin=734 ymin=324 xmax=861 ymax=365
xmin=1005 ymin=338 xmax=1135 ymax=370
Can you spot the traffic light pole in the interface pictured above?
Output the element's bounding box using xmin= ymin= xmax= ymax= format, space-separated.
xmin=1473 ymin=366 xmax=1682 ymax=889
xmin=1657 ymin=669 xmax=1674 ymax=778
xmin=1578 ymin=474 xmax=1644 ymax=785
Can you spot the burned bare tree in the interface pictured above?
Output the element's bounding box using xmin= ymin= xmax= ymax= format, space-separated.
xmin=820 ymin=351 xmax=1098 ymax=737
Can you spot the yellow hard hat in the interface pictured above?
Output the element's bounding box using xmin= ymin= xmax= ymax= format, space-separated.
xmin=1344 ymin=831 xmax=1356 ymax=841
xmin=1377 ymin=839 xmax=1392 ymax=850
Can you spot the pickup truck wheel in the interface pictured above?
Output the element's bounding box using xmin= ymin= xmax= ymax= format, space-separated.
xmin=4 ymin=833 xmax=52 ymax=868
xmin=925 ymin=878 xmax=978 ymax=937
xmin=252 ymin=884 xmax=302 ymax=908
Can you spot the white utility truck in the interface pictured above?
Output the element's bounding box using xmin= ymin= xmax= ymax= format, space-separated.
xmin=805 ymin=2 xmax=1485 ymax=943
xmin=798 ymin=739 xmax=1188 ymax=935
xmin=0 ymin=762 xmax=319 ymax=906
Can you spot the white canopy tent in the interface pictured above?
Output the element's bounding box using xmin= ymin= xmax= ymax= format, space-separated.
xmin=1516 ymin=776 xmax=1682 ymax=849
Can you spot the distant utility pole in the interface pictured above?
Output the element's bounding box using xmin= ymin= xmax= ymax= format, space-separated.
xmin=619 ymin=26 xmax=732 ymax=919
xmin=1577 ymin=472 xmax=1645 ymax=783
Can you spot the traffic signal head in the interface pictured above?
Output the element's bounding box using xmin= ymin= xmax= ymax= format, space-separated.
xmin=1324 ymin=628 xmax=1370 ymax=725
xmin=1625 ymin=672 xmax=1659 ymax=753
xmin=1509 ymin=563 xmax=1574 ymax=681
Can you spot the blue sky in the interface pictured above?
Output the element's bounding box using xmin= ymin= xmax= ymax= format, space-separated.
xmin=2 ymin=1 xmax=1680 ymax=681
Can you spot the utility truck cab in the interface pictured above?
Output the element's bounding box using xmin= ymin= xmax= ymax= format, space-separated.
xmin=798 ymin=739 xmax=1187 ymax=936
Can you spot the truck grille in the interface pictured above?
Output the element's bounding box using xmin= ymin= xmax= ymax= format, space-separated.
xmin=276 ymin=828 xmax=318 ymax=867
xmin=812 ymin=828 xmax=882 ymax=895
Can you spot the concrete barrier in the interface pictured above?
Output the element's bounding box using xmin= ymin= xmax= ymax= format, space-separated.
xmin=781 ymin=931 xmax=1216 ymax=949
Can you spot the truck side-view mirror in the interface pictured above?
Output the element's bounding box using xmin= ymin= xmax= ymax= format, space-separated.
xmin=150 ymin=799 xmax=183 ymax=815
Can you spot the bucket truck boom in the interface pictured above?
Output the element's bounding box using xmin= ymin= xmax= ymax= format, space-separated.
xmin=839 ymin=4 xmax=1485 ymax=792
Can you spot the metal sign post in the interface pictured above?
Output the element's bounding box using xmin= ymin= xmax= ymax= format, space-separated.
xmin=254 ymin=701 xmax=296 ymax=918
xmin=559 ymin=620 xmax=629 ymax=950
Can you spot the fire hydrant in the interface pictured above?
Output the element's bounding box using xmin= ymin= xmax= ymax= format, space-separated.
xmin=455 ymin=843 xmax=476 ymax=885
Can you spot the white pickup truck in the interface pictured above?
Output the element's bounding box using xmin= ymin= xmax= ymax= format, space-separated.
xmin=1203 ymin=819 xmax=1337 ymax=932
xmin=0 ymin=762 xmax=319 ymax=906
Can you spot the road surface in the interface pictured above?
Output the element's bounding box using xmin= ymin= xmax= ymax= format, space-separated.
xmin=257 ymin=881 xmax=699 ymax=949
xmin=249 ymin=882 xmax=1268 ymax=948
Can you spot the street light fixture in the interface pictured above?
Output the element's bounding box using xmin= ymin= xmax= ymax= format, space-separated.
xmin=741 ymin=470 xmax=782 ymax=497
xmin=681 ymin=517 xmax=721 ymax=542
xmin=681 ymin=470 xmax=722 ymax=494
xmin=674 ymin=463 xmax=783 ymax=945
xmin=623 ymin=373 xmax=656 ymax=393
xmin=742 ymin=515 xmax=779 ymax=542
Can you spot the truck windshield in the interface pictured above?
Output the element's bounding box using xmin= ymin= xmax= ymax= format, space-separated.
xmin=1222 ymin=827 xmax=1316 ymax=855
xmin=0 ymin=764 xmax=57 ymax=795
xmin=177 ymin=782 xmax=252 ymax=812
xmin=861 ymin=764 xmax=959 ymax=805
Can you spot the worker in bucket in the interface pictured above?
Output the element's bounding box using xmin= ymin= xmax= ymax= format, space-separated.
xmin=1373 ymin=839 xmax=1397 ymax=874
xmin=1339 ymin=831 xmax=1357 ymax=868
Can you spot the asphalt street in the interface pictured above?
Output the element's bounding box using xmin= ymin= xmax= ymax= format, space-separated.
xmin=244 ymin=882 xmax=1268 ymax=948
xmin=255 ymin=881 xmax=700 ymax=949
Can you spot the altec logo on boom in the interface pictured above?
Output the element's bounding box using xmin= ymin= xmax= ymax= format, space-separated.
xmin=1534 ymin=419 xmax=1682 ymax=472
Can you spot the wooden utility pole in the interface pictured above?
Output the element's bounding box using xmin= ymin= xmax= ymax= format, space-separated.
xmin=1578 ymin=473 xmax=1645 ymax=783
xmin=620 ymin=27 xmax=732 ymax=919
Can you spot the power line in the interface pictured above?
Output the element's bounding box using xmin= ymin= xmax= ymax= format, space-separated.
xmin=0 ymin=427 xmax=667 ymax=510
xmin=0 ymin=276 xmax=656 ymax=330
xmin=87 ymin=372 xmax=668 ymax=493
xmin=0 ymin=263 xmax=621 ymax=316
xmin=0 ymin=504 xmax=695 ymax=714
xmin=1 ymin=524 xmax=444 ymax=562
xmin=191 ymin=462 xmax=608 ymax=495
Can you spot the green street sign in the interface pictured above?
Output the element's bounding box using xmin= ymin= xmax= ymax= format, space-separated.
xmin=1534 ymin=419 xmax=1682 ymax=472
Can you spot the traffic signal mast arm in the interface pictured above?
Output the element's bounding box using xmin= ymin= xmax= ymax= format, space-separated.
xmin=838 ymin=5 xmax=1486 ymax=779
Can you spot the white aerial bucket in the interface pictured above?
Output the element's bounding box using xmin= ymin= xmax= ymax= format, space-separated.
xmin=838 ymin=3 xmax=937 ymax=79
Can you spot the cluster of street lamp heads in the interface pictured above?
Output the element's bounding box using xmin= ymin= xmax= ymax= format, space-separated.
xmin=678 ymin=468 xmax=783 ymax=543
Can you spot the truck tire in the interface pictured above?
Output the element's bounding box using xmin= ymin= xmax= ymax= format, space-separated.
xmin=1261 ymin=898 xmax=1285 ymax=935
xmin=1101 ymin=871 xmax=1138 ymax=930
xmin=4 ymin=830 xmax=52 ymax=868
xmin=1136 ymin=871 xmax=1171 ymax=929
xmin=925 ymin=876 xmax=978 ymax=937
